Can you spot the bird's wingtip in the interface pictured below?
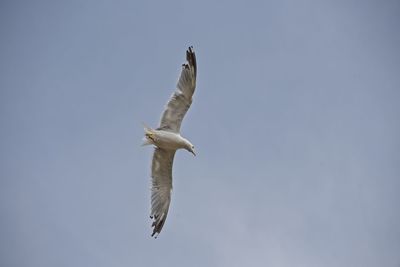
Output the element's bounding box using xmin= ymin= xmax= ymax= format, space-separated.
xmin=186 ymin=46 xmax=197 ymax=76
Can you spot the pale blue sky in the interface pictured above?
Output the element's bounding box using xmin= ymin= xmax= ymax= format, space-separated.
xmin=1 ymin=0 xmax=399 ymax=266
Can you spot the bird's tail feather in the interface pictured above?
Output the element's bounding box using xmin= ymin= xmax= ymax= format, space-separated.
xmin=142 ymin=122 xmax=155 ymax=146
xmin=142 ymin=122 xmax=154 ymax=135
xmin=141 ymin=137 xmax=153 ymax=146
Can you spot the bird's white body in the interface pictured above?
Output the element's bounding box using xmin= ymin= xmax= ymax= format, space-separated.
xmin=143 ymin=127 xmax=191 ymax=151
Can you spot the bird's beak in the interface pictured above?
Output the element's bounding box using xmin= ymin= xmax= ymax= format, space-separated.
xmin=191 ymin=150 xmax=196 ymax=156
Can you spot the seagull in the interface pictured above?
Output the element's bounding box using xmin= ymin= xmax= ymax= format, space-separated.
xmin=142 ymin=46 xmax=197 ymax=238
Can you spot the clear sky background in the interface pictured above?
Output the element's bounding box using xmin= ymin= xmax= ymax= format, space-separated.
xmin=1 ymin=0 xmax=399 ymax=266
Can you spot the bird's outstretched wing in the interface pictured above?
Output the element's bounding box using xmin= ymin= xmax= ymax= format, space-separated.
xmin=158 ymin=46 xmax=197 ymax=133
xmin=150 ymin=147 xmax=176 ymax=237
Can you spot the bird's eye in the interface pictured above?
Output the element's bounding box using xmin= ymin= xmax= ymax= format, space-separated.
xmin=192 ymin=146 xmax=194 ymax=149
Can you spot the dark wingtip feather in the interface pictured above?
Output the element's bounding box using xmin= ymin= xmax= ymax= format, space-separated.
xmin=151 ymin=217 xmax=166 ymax=238
xmin=186 ymin=46 xmax=197 ymax=78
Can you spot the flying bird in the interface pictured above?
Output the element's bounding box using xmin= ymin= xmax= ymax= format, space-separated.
xmin=142 ymin=46 xmax=197 ymax=238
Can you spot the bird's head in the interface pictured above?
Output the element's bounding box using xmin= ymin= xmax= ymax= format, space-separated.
xmin=185 ymin=143 xmax=196 ymax=156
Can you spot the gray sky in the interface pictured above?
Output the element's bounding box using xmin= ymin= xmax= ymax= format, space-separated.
xmin=1 ymin=0 xmax=399 ymax=266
